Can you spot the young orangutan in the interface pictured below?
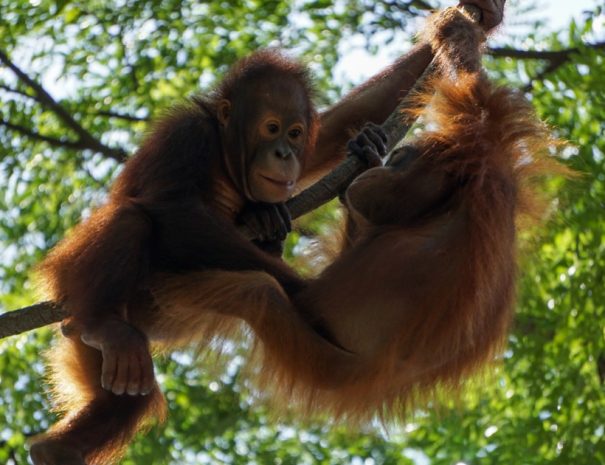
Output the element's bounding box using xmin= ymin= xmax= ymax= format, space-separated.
xmin=29 ymin=49 xmax=387 ymax=465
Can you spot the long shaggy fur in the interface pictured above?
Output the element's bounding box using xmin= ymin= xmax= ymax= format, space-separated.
xmin=31 ymin=337 xmax=166 ymax=465
xmin=136 ymin=7 xmax=571 ymax=426
xmin=421 ymin=7 xmax=486 ymax=73
xmin=146 ymin=1 xmax=574 ymax=418
xmin=32 ymin=9 xmax=568 ymax=462
xmin=149 ymin=71 xmax=566 ymax=423
xmin=33 ymin=48 xmax=317 ymax=465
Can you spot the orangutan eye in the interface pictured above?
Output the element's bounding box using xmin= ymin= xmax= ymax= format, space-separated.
xmin=288 ymin=128 xmax=302 ymax=139
xmin=267 ymin=122 xmax=280 ymax=134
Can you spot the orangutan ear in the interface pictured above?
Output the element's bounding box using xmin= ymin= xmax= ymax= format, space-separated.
xmin=217 ymin=99 xmax=231 ymax=126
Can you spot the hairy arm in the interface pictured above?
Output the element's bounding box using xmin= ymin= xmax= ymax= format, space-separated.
xmin=299 ymin=0 xmax=506 ymax=188
xmin=43 ymin=202 xmax=156 ymax=396
xmin=44 ymin=203 xmax=152 ymax=328
xmin=300 ymin=43 xmax=433 ymax=188
xmin=43 ymin=106 xmax=214 ymax=396
xmin=143 ymin=199 xmax=305 ymax=294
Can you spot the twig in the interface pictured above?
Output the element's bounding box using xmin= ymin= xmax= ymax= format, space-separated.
xmin=488 ymin=42 xmax=605 ymax=91
xmin=488 ymin=41 xmax=605 ymax=61
xmin=0 ymin=83 xmax=33 ymax=99
xmin=0 ymin=48 xmax=127 ymax=162
xmin=95 ymin=110 xmax=149 ymax=122
xmin=0 ymin=119 xmax=91 ymax=151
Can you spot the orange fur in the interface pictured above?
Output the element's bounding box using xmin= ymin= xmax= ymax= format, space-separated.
xmin=421 ymin=7 xmax=486 ymax=73
xmin=30 ymin=337 xmax=166 ymax=464
xmin=149 ymin=68 xmax=567 ymax=423
xmin=31 ymin=50 xmax=316 ymax=465
xmin=145 ymin=10 xmax=567 ymax=423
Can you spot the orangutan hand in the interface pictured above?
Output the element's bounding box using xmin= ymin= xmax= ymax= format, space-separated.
xmin=80 ymin=318 xmax=155 ymax=396
xmin=458 ymin=0 xmax=506 ymax=31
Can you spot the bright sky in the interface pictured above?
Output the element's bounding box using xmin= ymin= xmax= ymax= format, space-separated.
xmin=335 ymin=0 xmax=604 ymax=86
xmin=539 ymin=0 xmax=600 ymax=30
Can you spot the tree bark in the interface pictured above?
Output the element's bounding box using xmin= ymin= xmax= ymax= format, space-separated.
xmin=0 ymin=302 xmax=67 ymax=339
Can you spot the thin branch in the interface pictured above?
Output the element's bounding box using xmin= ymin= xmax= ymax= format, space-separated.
xmin=488 ymin=41 xmax=605 ymax=61
xmin=488 ymin=41 xmax=605 ymax=91
xmin=0 ymin=83 xmax=146 ymax=137
xmin=0 ymin=83 xmax=34 ymax=100
xmin=0 ymin=48 xmax=127 ymax=162
xmin=522 ymin=58 xmax=568 ymax=92
xmin=96 ymin=109 xmax=149 ymax=122
xmin=0 ymin=119 xmax=91 ymax=151
xmin=383 ymin=0 xmax=434 ymax=12
xmin=411 ymin=0 xmax=434 ymax=10
xmin=0 ymin=49 xmax=96 ymax=143
xmin=283 ymin=62 xmax=432 ymax=221
xmin=2 ymin=73 xmax=145 ymax=123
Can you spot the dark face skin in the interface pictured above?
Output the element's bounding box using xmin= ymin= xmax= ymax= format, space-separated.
xmin=218 ymin=81 xmax=309 ymax=203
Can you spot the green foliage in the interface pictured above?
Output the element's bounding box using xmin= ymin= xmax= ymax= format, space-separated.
xmin=1 ymin=0 xmax=604 ymax=464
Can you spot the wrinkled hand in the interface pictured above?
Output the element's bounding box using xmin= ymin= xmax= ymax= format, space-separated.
xmin=80 ymin=319 xmax=155 ymax=396
xmin=347 ymin=123 xmax=387 ymax=168
xmin=459 ymin=0 xmax=506 ymax=30
xmin=238 ymin=201 xmax=292 ymax=242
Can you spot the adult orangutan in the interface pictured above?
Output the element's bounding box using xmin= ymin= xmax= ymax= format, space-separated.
xmin=30 ymin=2 xmax=507 ymax=464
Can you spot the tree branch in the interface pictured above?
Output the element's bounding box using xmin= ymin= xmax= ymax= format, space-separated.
xmin=284 ymin=65 xmax=431 ymax=220
xmin=95 ymin=109 xmax=149 ymax=122
xmin=410 ymin=0 xmax=434 ymax=10
xmin=522 ymin=58 xmax=568 ymax=92
xmin=1 ymin=81 xmax=147 ymax=123
xmin=0 ymin=119 xmax=92 ymax=151
xmin=0 ymin=302 xmax=66 ymax=339
xmin=0 ymin=83 xmax=34 ymax=100
xmin=487 ymin=42 xmax=605 ymax=92
xmin=488 ymin=41 xmax=605 ymax=61
xmin=0 ymin=48 xmax=127 ymax=162
xmin=0 ymin=48 xmax=97 ymax=142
